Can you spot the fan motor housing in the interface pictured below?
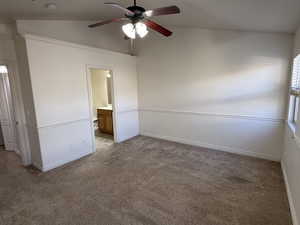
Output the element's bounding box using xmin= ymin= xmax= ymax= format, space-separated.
xmin=126 ymin=5 xmax=146 ymax=20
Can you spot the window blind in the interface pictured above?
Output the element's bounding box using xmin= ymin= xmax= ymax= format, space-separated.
xmin=291 ymin=55 xmax=300 ymax=96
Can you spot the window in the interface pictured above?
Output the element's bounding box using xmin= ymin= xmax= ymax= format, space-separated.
xmin=0 ymin=65 xmax=8 ymax=74
xmin=289 ymin=55 xmax=300 ymax=125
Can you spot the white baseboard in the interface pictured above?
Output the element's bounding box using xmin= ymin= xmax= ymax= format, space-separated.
xmin=117 ymin=133 xmax=139 ymax=143
xmin=141 ymin=131 xmax=280 ymax=162
xmin=281 ymin=162 xmax=299 ymax=225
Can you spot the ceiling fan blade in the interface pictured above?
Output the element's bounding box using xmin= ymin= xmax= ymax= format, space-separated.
xmin=144 ymin=5 xmax=180 ymax=17
xmin=88 ymin=18 xmax=127 ymax=28
xmin=104 ymin=2 xmax=134 ymax=16
xmin=144 ymin=20 xmax=172 ymax=37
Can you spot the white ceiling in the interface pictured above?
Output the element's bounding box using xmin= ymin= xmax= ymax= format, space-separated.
xmin=1 ymin=0 xmax=300 ymax=33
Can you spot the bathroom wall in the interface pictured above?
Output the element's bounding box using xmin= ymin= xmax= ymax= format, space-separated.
xmin=90 ymin=69 xmax=109 ymax=118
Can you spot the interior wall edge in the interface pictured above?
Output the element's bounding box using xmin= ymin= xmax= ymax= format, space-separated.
xmin=31 ymin=158 xmax=43 ymax=171
xmin=115 ymin=110 xmax=140 ymax=143
xmin=281 ymin=162 xmax=300 ymax=225
xmin=282 ymin=123 xmax=300 ymax=225
xmin=21 ymin=33 xmax=135 ymax=58
xmin=15 ymin=34 xmax=44 ymax=167
xmin=16 ymin=20 xmax=131 ymax=55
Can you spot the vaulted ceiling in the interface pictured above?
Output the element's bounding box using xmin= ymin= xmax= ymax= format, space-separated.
xmin=1 ymin=0 xmax=300 ymax=33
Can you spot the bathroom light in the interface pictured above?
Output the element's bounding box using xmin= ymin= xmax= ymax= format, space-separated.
xmin=122 ymin=22 xmax=149 ymax=39
xmin=135 ymin=22 xmax=148 ymax=38
xmin=122 ymin=23 xmax=136 ymax=39
xmin=0 ymin=65 xmax=8 ymax=73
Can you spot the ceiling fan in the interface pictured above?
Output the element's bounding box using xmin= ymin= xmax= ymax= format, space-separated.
xmin=88 ymin=0 xmax=180 ymax=39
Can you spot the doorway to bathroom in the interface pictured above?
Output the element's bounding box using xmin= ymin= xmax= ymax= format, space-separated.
xmin=88 ymin=68 xmax=115 ymax=151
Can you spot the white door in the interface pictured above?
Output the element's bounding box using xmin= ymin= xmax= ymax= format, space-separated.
xmin=0 ymin=66 xmax=18 ymax=153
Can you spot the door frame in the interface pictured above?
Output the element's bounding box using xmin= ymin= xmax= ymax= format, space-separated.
xmin=0 ymin=60 xmax=31 ymax=165
xmin=85 ymin=64 xmax=117 ymax=153
xmin=0 ymin=67 xmax=18 ymax=152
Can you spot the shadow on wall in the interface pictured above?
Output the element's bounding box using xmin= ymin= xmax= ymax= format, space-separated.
xmin=178 ymin=64 xmax=287 ymax=115
xmin=137 ymin=28 xmax=292 ymax=119
xmin=139 ymin=62 xmax=288 ymax=118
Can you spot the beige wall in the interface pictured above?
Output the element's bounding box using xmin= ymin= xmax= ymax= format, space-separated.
xmin=137 ymin=27 xmax=293 ymax=161
xmin=90 ymin=69 xmax=109 ymax=118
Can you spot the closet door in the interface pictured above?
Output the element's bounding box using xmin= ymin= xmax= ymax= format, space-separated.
xmin=0 ymin=71 xmax=18 ymax=152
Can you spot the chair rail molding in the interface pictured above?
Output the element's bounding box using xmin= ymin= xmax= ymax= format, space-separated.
xmin=139 ymin=108 xmax=284 ymax=123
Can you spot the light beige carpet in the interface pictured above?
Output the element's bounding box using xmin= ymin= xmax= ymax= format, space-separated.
xmin=0 ymin=136 xmax=292 ymax=225
xmin=94 ymin=129 xmax=114 ymax=150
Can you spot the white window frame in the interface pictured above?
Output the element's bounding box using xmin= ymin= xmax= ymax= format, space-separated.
xmin=288 ymin=54 xmax=300 ymax=132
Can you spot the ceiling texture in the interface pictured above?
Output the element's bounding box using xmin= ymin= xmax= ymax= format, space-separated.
xmin=1 ymin=0 xmax=300 ymax=33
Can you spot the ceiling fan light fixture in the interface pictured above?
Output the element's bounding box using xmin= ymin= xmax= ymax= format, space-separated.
xmin=122 ymin=23 xmax=136 ymax=39
xmin=144 ymin=10 xmax=153 ymax=17
xmin=135 ymin=22 xmax=148 ymax=38
xmin=122 ymin=22 xmax=149 ymax=39
xmin=89 ymin=1 xmax=180 ymax=39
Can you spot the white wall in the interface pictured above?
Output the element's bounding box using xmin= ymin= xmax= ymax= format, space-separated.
xmin=16 ymin=20 xmax=130 ymax=54
xmin=23 ymin=34 xmax=139 ymax=171
xmin=137 ymin=27 xmax=293 ymax=161
xmin=282 ymin=128 xmax=300 ymax=225
xmin=281 ymin=27 xmax=300 ymax=225
xmin=15 ymin=35 xmax=42 ymax=167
